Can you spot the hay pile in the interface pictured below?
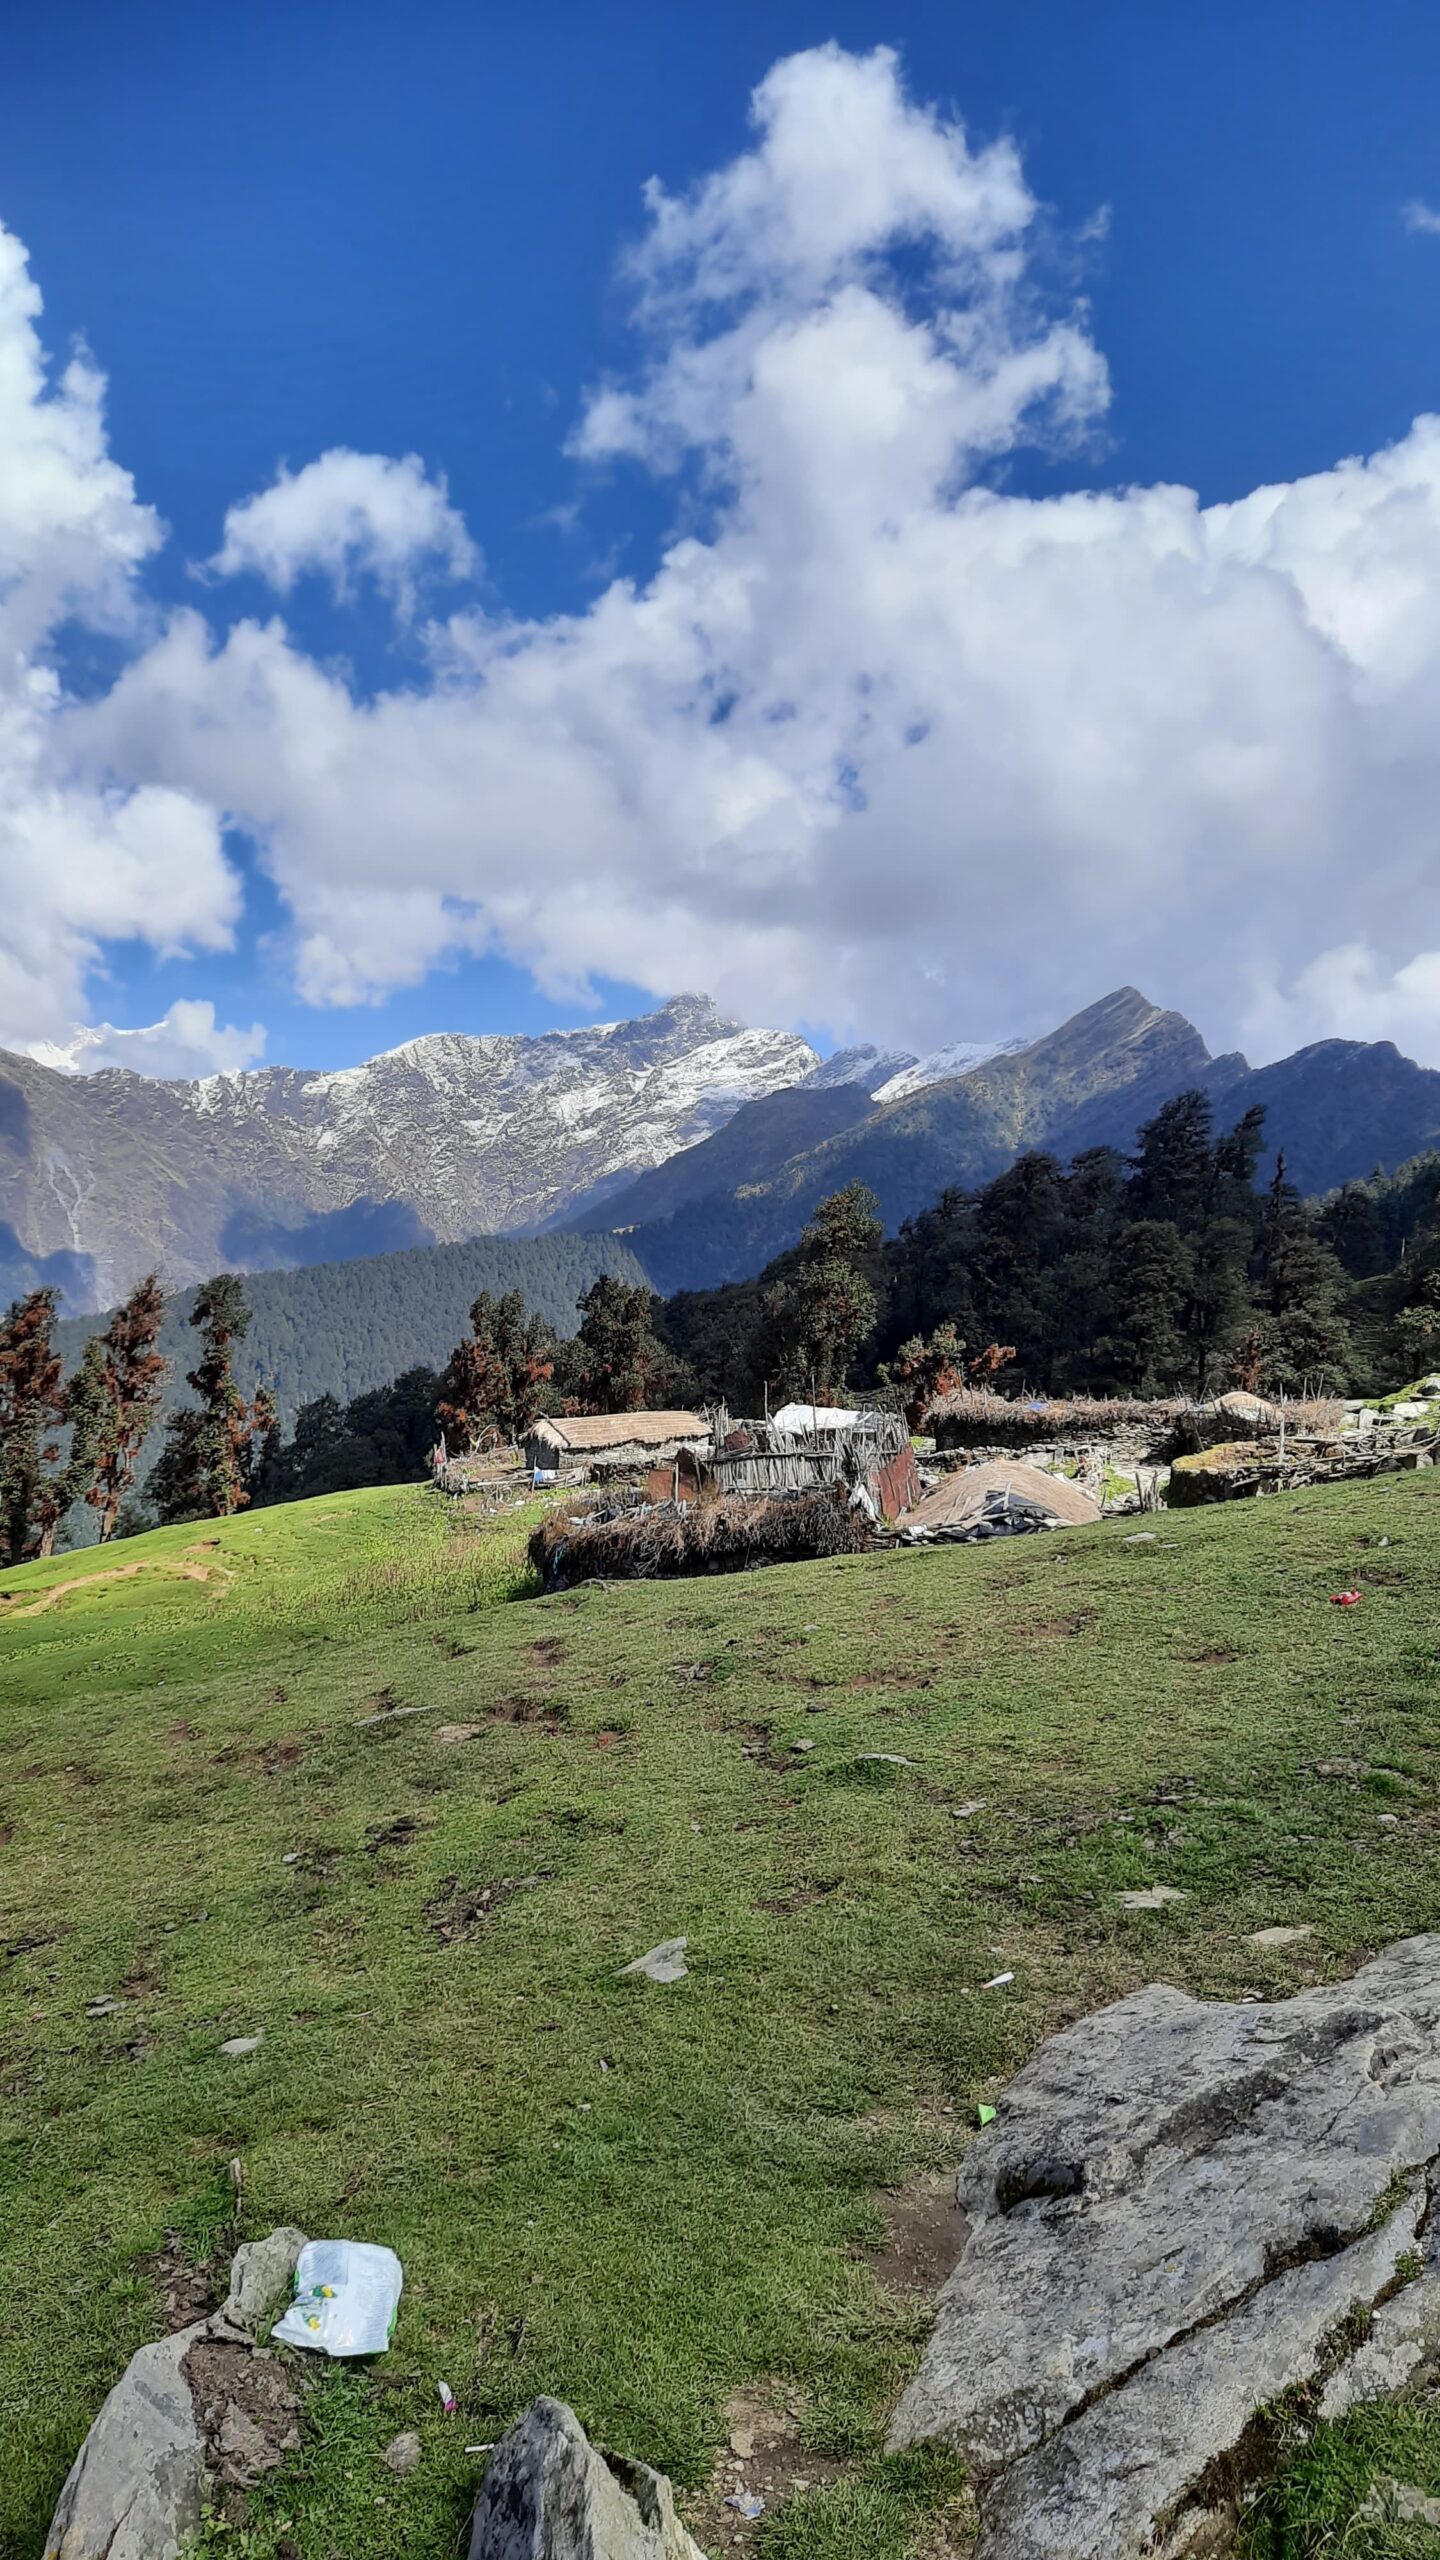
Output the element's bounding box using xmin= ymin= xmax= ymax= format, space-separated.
xmin=529 ymin=1491 xmax=867 ymax=1589
xmin=926 ymin=1390 xmax=1180 ymax=1446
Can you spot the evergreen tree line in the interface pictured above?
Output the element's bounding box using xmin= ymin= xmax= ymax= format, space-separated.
xmin=660 ymin=1093 xmax=1440 ymax=1413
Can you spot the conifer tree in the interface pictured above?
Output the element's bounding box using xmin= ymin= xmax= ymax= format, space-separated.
xmin=561 ymin=1274 xmax=679 ymax=1412
xmin=1256 ymin=1156 xmax=1352 ymax=1390
xmin=762 ymin=1183 xmax=882 ymax=1401
xmin=74 ymin=1273 xmax=169 ymax=1541
xmin=0 ymin=1288 xmax=70 ymax=1564
xmin=153 ymin=1273 xmax=258 ymax=1520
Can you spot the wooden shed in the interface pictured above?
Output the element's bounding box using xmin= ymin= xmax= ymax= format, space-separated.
xmin=522 ymin=1411 xmax=711 ymax=1475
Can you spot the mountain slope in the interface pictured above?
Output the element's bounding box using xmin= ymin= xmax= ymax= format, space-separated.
xmin=565 ymin=1081 xmax=880 ymax=1234
xmin=0 ymin=995 xmax=815 ymax=1311
xmin=616 ymin=990 xmax=1213 ymax=1290
xmin=56 ymin=1230 xmax=649 ymax=1436
xmin=609 ymin=991 xmax=1440 ymax=1294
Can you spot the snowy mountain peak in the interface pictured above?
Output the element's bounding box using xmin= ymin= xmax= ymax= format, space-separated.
xmin=0 ymin=996 xmax=816 ymax=1308
xmin=803 ymin=1044 xmax=918 ymax=1096
xmin=873 ymin=1037 xmax=1029 ymax=1103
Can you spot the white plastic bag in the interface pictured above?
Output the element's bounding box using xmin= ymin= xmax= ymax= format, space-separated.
xmin=271 ymin=2239 xmax=403 ymax=2357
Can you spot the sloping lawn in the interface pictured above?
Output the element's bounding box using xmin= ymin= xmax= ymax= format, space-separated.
xmin=4 ymin=1476 xmax=1440 ymax=2558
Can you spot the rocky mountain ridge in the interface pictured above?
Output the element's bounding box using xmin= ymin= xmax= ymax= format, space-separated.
xmin=0 ymin=996 xmax=816 ymax=1311
xmin=588 ymin=989 xmax=1440 ymax=1294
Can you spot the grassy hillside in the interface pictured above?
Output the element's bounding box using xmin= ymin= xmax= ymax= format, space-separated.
xmin=54 ymin=1229 xmax=650 ymax=1432
xmin=5 ymin=1480 xmax=1440 ymax=2558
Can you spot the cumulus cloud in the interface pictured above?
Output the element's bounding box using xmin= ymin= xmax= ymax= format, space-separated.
xmin=210 ymin=448 xmax=476 ymax=609
xmin=26 ymin=998 xmax=265 ymax=1078
xmin=12 ymin=45 xmax=1440 ymax=1070
xmin=0 ymin=223 xmax=238 ymax=1058
xmin=1402 ymin=198 xmax=1440 ymax=235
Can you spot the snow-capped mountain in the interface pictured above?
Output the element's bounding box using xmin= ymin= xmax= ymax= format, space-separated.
xmin=0 ymin=996 xmax=816 ymax=1311
xmin=802 ymin=1043 xmax=917 ymax=1095
xmin=873 ymin=1036 xmax=1028 ymax=1103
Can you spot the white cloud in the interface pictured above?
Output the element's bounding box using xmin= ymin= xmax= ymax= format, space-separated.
xmin=12 ymin=45 xmax=1440 ymax=1075
xmin=0 ymin=223 xmax=238 ymax=1059
xmin=1402 ymin=199 xmax=1440 ymax=235
xmin=210 ymin=447 xmax=476 ymax=610
xmin=26 ymin=998 xmax=266 ymax=1078
xmin=1242 ymin=944 xmax=1440 ymax=1059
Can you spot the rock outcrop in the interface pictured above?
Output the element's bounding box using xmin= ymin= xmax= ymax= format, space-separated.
xmin=467 ymin=2398 xmax=706 ymax=2560
xmin=888 ymin=1940 xmax=1440 ymax=2559
xmin=45 ymin=2227 xmax=307 ymax=2560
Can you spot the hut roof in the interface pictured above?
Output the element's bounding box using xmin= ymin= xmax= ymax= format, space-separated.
xmin=904 ymin=1460 xmax=1102 ymax=1534
xmin=529 ymin=1410 xmax=707 ymax=1453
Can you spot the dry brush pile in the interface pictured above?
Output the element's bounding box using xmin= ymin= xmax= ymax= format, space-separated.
xmin=528 ymin=1489 xmax=868 ymax=1588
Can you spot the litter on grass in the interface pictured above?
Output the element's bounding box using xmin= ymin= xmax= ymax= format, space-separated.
xmin=618 ymin=1937 xmax=689 ymax=1984
xmin=271 ymin=2239 xmax=403 ymax=2357
xmin=438 ymin=2379 xmax=457 ymax=2415
xmin=981 ymin=1971 xmax=1014 ymax=1990
xmin=725 ymin=2493 xmax=766 ymax=2520
xmin=219 ymin=2032 xmax=263 ymax=2057
xmin=976 ymin=2103 xmax=998 ymax=2126
xmin=1331 ymin=1590 xmax=1362 ymax=1606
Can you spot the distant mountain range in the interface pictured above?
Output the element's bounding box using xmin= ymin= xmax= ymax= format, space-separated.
xmin=9 ymin=983 xmax=1440 ymax=1318
xmin=0 ymin=995 xmax=816 ymax=1311
xmin=578 ymin=990 xmax=1440 ymax=1295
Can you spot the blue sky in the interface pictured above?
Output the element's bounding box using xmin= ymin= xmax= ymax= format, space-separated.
xmin=5 ymin=3 xmax=1440 ymax=1072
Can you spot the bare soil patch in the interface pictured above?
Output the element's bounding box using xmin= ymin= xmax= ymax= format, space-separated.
xmin=867 ymin=2169 xmax=967 ymax=2293
xmin=425 ymin=1870 xmax=550 ymax=1945
xmin=686 ymin=2383 xmax=844 ymax=2555
xmin=183 ymin=2335 xmax=301 ymax=2500
xmin=1028 ymin=1608 xmax=1099 ymax=1642
xmin=143 ymin=2232 xmax=221 ymax=2332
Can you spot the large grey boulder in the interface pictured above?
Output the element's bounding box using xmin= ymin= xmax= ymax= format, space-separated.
xmin=468 ymin=2398 xmax=707 ymax=2560
xmin=44 ymin=2227 xmax=307 ymax=2560
xmin=888 ymin=1938 xmax=1440 ymax=2559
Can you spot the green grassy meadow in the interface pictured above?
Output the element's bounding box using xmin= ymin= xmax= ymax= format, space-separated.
xmin=5 ymin=1476 xmax=1440 ymax=2557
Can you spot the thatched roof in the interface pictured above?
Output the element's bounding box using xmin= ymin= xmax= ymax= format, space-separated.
xmin=905 ymin=1461 xmax=1102 ymax=1533
xmin=528 ymin=1410 xmax=707 ymax=1453
xmin=925 ymin=1389 xmax=1180 ymax=1439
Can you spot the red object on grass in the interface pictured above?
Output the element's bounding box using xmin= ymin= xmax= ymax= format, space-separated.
xmin=1330 ymin=1590 xmax=1362 ymax=1606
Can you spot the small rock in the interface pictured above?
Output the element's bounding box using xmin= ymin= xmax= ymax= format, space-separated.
xmin=384 ymin=2430 xmax=422 ymax=2475
xmin=1379 ymin=1813 xmax=1401 ymax=1828
xmin=859 ymin=1752 xmax=918 ymax=1767
xmin=1357 ymin=2476 xmax=1440 ymax=2527
xmin=221 ymin=2227 xmax=307 ymax=2336
xmin=729 ymin=2422 xmax=757 ymax=2457
xmin=949 ymin=1800 xmax=987 ymax=1819
xmin=790 ymin=1739 xmax=816 ymax=1753
xmin=86 ymin=1996 xmax=124 ymax=2018
xmin=467 ymin=2396 xmax=705 ymax=2558
xmin=1246 ymin=1926 xmax=1314 ymax=1949
xmin=618 ymin=1938 xmax=689 ymax=1984
xmin=1119 ymin=1886 xmax=1189 ymax=1910
xmin=219 ymin=2033 xmax=264 ymax=2057
xmin=438 ymin=1724 xmax=484 ymax=1745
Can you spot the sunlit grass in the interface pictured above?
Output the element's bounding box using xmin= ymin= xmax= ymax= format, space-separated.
xmin=5 ymin=1472 xmax=1440 ymax=2557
